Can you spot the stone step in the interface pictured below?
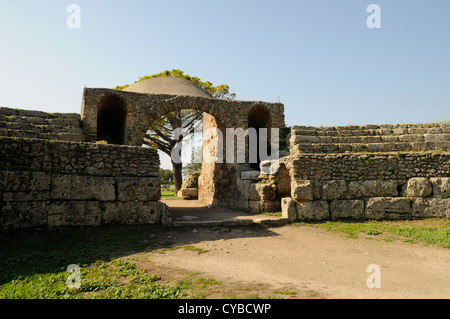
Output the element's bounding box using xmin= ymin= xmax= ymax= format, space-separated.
xmin=172 ymin=216 xmax=288 ymax=228
xmin=292 ymin=141 xmax=450 ymax=153
xmin=0 ymin=122 xmax=83 ymax=134
xmin=292 ymin=123 xmax=450 ymax=137
xmin=0 ymin=128 xmax=85 ymax=142
xmin=291 ymin=133 xmax=450 ymax=144
xmin=0 ymin=106 xmax=55 ymax=119
xmin=0 ymin=107 xmax=81 ymax=122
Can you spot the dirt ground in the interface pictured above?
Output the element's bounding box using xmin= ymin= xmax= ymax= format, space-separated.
xmin=127 ymin=200 xmax=450 ymax=299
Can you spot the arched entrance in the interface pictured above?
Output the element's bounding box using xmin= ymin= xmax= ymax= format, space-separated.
xmin=97 ymin=94 xmax=127 ymax=145
xmin=248 ymin=105 xmax=272 ymax=170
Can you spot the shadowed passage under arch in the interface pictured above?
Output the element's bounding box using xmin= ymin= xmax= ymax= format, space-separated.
xmin=248 ymin=105 xmax=272 ymax=170
xmin=97 ymin=94 xmax=127 ymax=145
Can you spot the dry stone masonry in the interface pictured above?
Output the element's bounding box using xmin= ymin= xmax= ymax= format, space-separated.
xmin=1 ymin=82 xmax=449 ymax=230
xmin=264 ymin=125 xmax=450 ymax=221
xmin=0 ymin=107 xmax=170 ymax=230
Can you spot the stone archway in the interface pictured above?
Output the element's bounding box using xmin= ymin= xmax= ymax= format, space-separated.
xmin=81 ymin=88 xmax=285 ymax=209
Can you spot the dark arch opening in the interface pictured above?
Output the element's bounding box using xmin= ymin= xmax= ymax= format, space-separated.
xmin=97 ymin=94 xmax=127 ymax=145
xmin=248 ymin=105 xmax=272 ymax=170
xmin=274 ymin=163 xmax=291 ymax=199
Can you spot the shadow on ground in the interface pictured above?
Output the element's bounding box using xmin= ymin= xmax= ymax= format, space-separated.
xmin=0 ymin=220 xmax=278 ymax=286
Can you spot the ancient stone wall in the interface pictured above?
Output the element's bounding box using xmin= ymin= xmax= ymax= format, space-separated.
xmin=290 ymin=123 xmax=450 ymax=154
xmin=255 ymin=123 xmax=450 ymax=221
xmin=0 ymin=136 xmax=170 ymax=231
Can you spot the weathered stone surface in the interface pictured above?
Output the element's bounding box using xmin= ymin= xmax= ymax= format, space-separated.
xmin=330 ymin=200 xmax=364 ymax=220
xmin=412 ymin=198 xmax=449 ymax=218
xmin=430 ymin=177 xmax=450 ymax=198
xmin=255 ymin=183 xmax=276 ymax=201
xmin=281 ymin=197 xmax=297 ymax=222
xmin=101 ymin=201 xmax=161 ymax=225
xmin=240 ymin=170 xmax=261 ymax=181
xmin=0 ymin=171 xmax=51 ymax=192
xmin=182 ymin=172 xmax=200 ymax=188
xmin=48 ymin=201 xmax=101 ymax=228
xmin=178 ymin=188 xmax=198 ymax=199
xmin=1 ymin=201 xmax=48 ymax=230
xmin=260 ymin=200 xmax=281 ymax=213
xmin=322 ymin=180 xmax=349 ymax=200
xmin=424 ymin=134 xmax=449 ymax=142
xmin=296 ymin=200 xmax=329 ymax=221
xmin=51 ymin=175 xmax=115 ymax=201
xmin=365 ymin=197 xmax=412 ymax=220
xmin=403 ymin=178 xmax=433 ymax=197
xmin=116 ymin=177 xmax=160 ymax=201
xmin=248 ymin=200 xmax=261 ymax=213
xmin=159 ymin=201 xmax=173 ymax=227
xmin=2 ymin=191 xmax=50 ymax=201
xmin=291 ymin=180 xmax=313 ymax=201
xmin=348 ymin=180 xmax=398 ymax=198
xmin=248 ymin=183 xmax=260 ymax=201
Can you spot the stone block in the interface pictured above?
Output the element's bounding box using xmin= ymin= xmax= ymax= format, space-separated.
xmin=330 ymin=200 xmax=364 ymax=220
xmin=430 ymin=177 xmax=450 ymax=198
xmin=1 ymin=201 xmax=48 ymax=230
xmin=291 ymin=135 xmax=319 ymax=143
xmin=48 ymin=201 xmax=101 ymax=228
xmin=0 ymin=171 xmax=50 ymax=192
xmin=403 ymin=178 xmax=432 ymax=197
xmin=2 ymin=191 xmax=50 ymax=201
xmin=248 ymin=183 xmax=260 ymax=201
xmin=424 ymin=134 xmax=449 ymax=142
xmin=116 ymin=177 xmax=160 ymax=201
xmin=101 ymin=201 xmax=162 ymax=225
xmin=261 ymin=200 xmax=281 ymax=213
xmin=322 ymin=180 xmax=349 ymax=200
xmin=255 ymin=183 xmax=276 ymax=201
xmin=248 ymin=200 xmax=261 ymax=213
xmin=412 ymin=198 xmax=449 ymax=218
xmin=348 ymin=180 xmax=398 ymax=198
xmin=281 ymin=197 xmax=297 ymax=222
xmin=51 ymin=175 xmax=115 ymax=201
xmin=365 ymin=197 xmax=412 ymax=220
xmin=240 ymin=170 xmax=261 ymax=181
xmin=441 ymin=123 xmax=450 ymax=133
xmin=296 ymin=200 xmax=329 ymax=221
xmin=291 ymin=180 xmax=313 ymax=201
xmin=178 ymin=188 xmax=198 ymax=199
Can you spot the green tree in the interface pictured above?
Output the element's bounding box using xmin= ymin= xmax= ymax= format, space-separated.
xmin=115 ymin=69 xmax=235 ymax=193
xmin=159 ymin=168 xmax=174 ymax=185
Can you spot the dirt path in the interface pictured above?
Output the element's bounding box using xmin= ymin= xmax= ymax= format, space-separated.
xmin=134 ymin=200 xmax=450 ymax=299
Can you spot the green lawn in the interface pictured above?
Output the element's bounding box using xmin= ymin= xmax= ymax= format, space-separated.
xmin=0 ymin=226 xmax=186 ymax=299
xmin=295 ymin=218 xmax=450 ymax=249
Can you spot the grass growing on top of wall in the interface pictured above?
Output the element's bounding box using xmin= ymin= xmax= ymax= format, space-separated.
xmin=295 ymin=218 xmax=450 ymax=249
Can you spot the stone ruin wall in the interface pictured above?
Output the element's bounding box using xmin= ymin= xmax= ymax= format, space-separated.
xmin=246 ymin=123 xmax=450 ymax=221
xmin=0 ymin=107 xmax=169 ymax=231
xmin=2 ymin=98 xmax=449 ymax=231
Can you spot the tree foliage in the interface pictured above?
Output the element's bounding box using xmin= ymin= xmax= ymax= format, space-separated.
xmin=114 ymin=69 xmax=236 ymax=100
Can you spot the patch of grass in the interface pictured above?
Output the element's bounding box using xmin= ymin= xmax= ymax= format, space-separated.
xmin=295 ymin=219 xmax=450 ymax=248
xmin=0 ymin=226 xmax=188 ymax=299
xmin=0 ymin=257 xmax=183 ymax=299
xmin=263 ymin=212 xmax=282 ymax=217
xmin=273 ymin=290 xmax=297 ymax=295
xmin=161 ymin=190 xmax=175 ymax=197
xmin=195 ymin=277 xmax=222 ymax=287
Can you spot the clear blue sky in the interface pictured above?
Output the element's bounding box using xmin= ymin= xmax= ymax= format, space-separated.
xmin=1 ymin=0 xmax=449 ymax=128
